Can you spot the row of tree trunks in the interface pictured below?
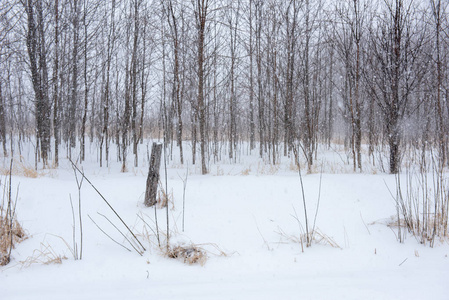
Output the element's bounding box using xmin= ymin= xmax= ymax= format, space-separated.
xmin=0 ymin=0 xmax=442 ymax=175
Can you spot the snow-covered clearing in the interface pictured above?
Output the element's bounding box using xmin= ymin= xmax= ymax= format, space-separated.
xmin=1 ymin=143 xmax=448 ymax=299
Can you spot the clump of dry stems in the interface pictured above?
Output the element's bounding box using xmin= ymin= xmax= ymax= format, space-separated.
xmin=19 ymin=242 xmax=67 ymax=267
xmin=157 ymin=185 xmax=174 ymax=209
xmin=391 ymin=154 xmax=449 ymax=246
xmin=166 ymin=244 xmax=207 ymax=266
xmin=0 ymin=160 xmax=38 ymax=178
xmin=0 ymin=214 xmax=27 ymax=266
xmin=137 ymin=213 xmax=229 ymax=266
xmin=276 ymin=227 xmax=341 ymax=251
xmin=1 ymin=161 xmax=28 ymax=266
xmin=240 ymin=168 xmax=251 ymax=176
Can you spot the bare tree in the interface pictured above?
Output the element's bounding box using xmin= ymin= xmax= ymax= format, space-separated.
xmin=100 ymin=0 xmax=117 ymax=168
xmin=368 ymin=0 xmax=427 ymax=173
xmin=52 ymin=0 xmax=60 ymax=166
xmin=167 ymin=0 xmax=183 ymax=164
xmin=247 ymin=0 xmax=256 ymax=151
xmin=193 ymin=0 xmax=209 ymax=174
xmin=25 ymin=0 xmax=51 ymax=167
xmin=254 ymin=0 xmax=265 ymax=158
xmin=68 ymin=0 xmax=80 ymax=156
xmin=430 ymin=0 xmax=447 ymax=166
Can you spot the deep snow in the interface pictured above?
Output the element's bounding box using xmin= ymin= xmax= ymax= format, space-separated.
xmin=1 ymin=142 xmax=448 ymax=299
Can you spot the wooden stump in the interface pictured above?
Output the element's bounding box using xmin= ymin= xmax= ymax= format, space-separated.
xmin=144 ymin=143 xmax=163 ymax=207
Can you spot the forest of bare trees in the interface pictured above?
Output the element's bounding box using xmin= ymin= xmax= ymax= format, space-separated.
xmin=0 ymin=0 xmax=448 ymax=174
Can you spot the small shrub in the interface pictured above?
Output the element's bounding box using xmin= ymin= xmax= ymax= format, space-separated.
xmin=392 ymin=157 xmax=449 ymax=246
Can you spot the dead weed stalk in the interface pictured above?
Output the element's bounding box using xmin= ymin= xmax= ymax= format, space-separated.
xmin=157 ymin=184 xmax=174 ymax=210
xmin=276 ymin=227 xmax=341 ymax=250
xmin=19 ymin=242 xmax=67 ymax=267
xmin=1 ymin=160 xmax=27 ymax=266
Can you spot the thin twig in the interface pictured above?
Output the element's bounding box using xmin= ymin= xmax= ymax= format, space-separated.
xmin=297 ymin=156 xmax=310 ymax=246
xmin=45 ymin=233 xmax=76 ymax=259
xmin=8 ymin=158 xmax=13 ymax=259
xmin=137 ymin=213 xmax=158 ymax=237
xmin=11 ymin=183 xmax=20 ymax=222
xmin=253 ymin=217 xmax=271 ymax=251
xmin=88 ymin=215 xmax=132 ymax=252
xmin=179 ymin=163 xmax=188 ymax=232
xmin=164 ymin=143 xmax=169 ymax=251
xmin=74 ymin=165 xmax=84 ymax=260
xmin=398 ymin=258 xmax=408 ymax=266
xmin=360 ymin=212 xmax=371 ymax=235
xmin=292 ymin=206 xmax=305 ymax=252
xmin=69 ymin=194 xmax=78 ymax=260
xmin=154 ymin=194 xmax=161 ymax=248
xmin=69 ymin=159 xmax=146 ymax=252
xmin=97 ymin=212 xmax=143 ymax=256
xmin=311 ymin=164 xmax=323 ymax=240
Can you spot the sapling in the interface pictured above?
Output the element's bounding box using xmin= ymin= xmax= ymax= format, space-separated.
xmin=292 ymin=147 xmax=323 ymax=248
xmin=163 ymin=142 xmax=169 ymax=251
xmin=70 ymin=162 xmax=84 ymax=259
xmin=178 ymin=163 xmax=188 ymax=232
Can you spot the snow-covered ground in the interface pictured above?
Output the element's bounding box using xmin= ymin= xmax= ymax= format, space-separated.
xmin=1 ymin=142 xmax=448 ymax=299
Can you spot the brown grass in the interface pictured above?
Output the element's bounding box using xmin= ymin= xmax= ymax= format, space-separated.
xmin=240 ymin=167 xmax=251 ymax=176
xmin=166 ymin=244 xmax=208 ymax=266
xmin=387 ymin=214 xmax=449 ymax=244
xmin=257 ymin=162 xmax=280 ymax=175
xmin=276 ymin=227 xmax=341 ymax=250
xmin=0 ymin=160 xmax=39 ymax=178
xmin=157 ymin=186 xmax=174 ymax=209
xmin=19 ymin=242 xmax=67 ymax=268
xmin=0 ymin=214 xmax=27 ymax=266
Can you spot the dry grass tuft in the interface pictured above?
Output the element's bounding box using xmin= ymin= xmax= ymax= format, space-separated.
xmin=0 ymin=214 xmax=27 ymax=266
xmin=137 ymin=214 xmax=229 ymax=266
xmin=276 ymin=227 xmax=341 ymax=250
xmin=387 ymin=214 xmax=449 ymax=244
xmin=157 ymin=187 xmax=174 ymax=209
xmin=257 ymin=162 xmax=280 ymax=175
xmin=0 ymin=160 xmax=39 ymax=178
xmin=313 ymin=229 xmax=341 ymax=249
xmin=289 ymin=160 xmax=299 ymax=172
xmin=240 ymin=167 xmax=251 ymax=176
xmin=19 ymin=242 xmax=67 ymax=267
xmin=166 ymin=244 xmax=208 ymax=266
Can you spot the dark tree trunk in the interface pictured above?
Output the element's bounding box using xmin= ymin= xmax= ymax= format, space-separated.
xmin=25 ymin=0 xmax=50 ymax=167
xmin=196 ymin=0 xmax=208 ymax=175
xmin=144 ymin=143 xmax=163 ymax=207
xmin=53 ymin=0 xmax=60 ymax=166
xmin=69 ymin=0 xmax=80 ymax=152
